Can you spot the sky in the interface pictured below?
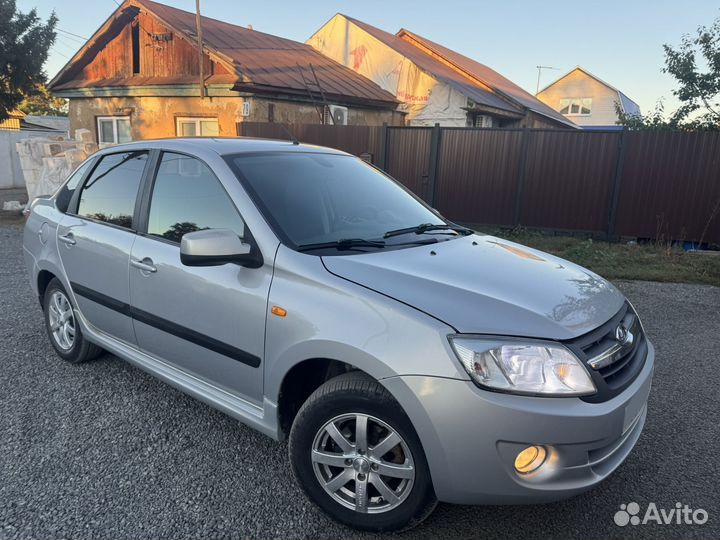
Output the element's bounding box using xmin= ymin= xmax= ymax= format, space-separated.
xmin=18 ymin=0 xmax=720 ymax=115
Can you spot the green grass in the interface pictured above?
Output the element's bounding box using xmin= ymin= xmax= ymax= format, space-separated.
xmin=479 ymin=228 xmax=720 ymax=286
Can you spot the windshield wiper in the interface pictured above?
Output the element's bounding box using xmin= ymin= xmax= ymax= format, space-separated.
xmin=383 ymin=223 xmax=472 ymax=239
xmin=297 ymin=238 xmax=386 ymax=252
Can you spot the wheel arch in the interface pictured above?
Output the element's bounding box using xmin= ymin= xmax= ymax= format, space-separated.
xmin=37 ymin=269 xmax=56 ymax=305
xmin=271 ymin=341 xmax=405 ymax=439
xmin=276 ymin=357 xmax=395 ymax=438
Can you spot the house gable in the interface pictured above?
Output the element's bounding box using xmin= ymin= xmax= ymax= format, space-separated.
xmin=536 ymin=67 xmax=635 ymax=127
xmin=50 ymin=3 xmax=235 ymax=92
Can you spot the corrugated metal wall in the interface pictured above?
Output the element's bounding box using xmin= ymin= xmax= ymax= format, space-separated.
xmin=518 ymin=130 xmax=620 ymax=232
xmin=239 ymin=122 xmax=720 ymax=244
xmin=239 ymin=123 xmax=385 ymax=159
xmin=434 ymin=128 xmax=523 ymax=225
xmin=384 ymin=127 xmax=432 ymax=199
xmin=615 ymin=131 xmax=720 ymax=242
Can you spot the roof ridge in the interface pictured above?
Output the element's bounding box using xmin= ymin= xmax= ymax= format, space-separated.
xmin=135 ymin=0 xmax=277 ymax=41
xmin=395 ymin=28 xmax=521 ymax=111
xmin=395 ymin=27 xmax=576 ymax=126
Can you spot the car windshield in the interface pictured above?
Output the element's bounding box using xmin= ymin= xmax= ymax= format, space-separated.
xmin=226 ymin=152 xmax=447 ymax=250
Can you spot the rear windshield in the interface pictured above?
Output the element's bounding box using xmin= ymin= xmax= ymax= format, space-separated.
xmin=225 ymin=152 xmax=443 ymax=248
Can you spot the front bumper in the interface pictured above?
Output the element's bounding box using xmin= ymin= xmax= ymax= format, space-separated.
xmin=381 ymin=340 xmax=654 ymax=505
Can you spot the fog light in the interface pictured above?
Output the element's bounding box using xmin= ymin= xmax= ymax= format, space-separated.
xmin=514 ymin=445 xmax=547 ymax=474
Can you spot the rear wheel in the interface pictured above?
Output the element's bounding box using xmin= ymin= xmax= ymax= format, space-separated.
xmin=43 ymin=278 xmax=103 ymax=363
xmin=289 ymin=372 xmax=437 ymax=532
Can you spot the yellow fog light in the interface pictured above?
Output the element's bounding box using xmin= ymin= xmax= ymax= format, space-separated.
xmin=514 ymin=445 xmax=547 ymax=474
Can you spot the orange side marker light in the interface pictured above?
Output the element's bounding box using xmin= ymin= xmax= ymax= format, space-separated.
xmin=271 ymin=306 xmax=287 ymax=317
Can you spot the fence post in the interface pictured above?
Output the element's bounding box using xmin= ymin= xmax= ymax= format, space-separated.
xmin=380 ymin=122 xmax=389 ymax=171
xmin=513 ymin=128 xmax=530 ymax=227
xmin=426 ymin=123 xmax=441 ymax=206
xmin=607 ymin=128 xmax=628 ymax=239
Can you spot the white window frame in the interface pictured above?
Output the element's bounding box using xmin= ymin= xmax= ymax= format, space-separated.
xmin=473 ymin=114 xmax=495 ymax=128
xmin=559 ymin=98 xmax=592 ymax=117
xmin=97 ymin=116 xmax=132 ymax=147
xmin=175 ymin=117 xmax=219 ymax=137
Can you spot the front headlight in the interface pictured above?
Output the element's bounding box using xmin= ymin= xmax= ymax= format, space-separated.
xmin=449 ymin=336 xmax=596 ymax=397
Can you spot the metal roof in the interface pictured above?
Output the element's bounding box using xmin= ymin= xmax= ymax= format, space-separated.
xmin=50 ymin=0 xmax=398 ymax=108
xmin=136 ymin=0 xmax=397 ymax=105
xmin=396 ymin=29 xmax=576 ymax=127
xmin=335 ymin=16 xmax=575 ymax=126
xmin=343 ymin=16 xmax=518 ymax=115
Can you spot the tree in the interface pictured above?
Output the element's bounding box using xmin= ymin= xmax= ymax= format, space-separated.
xmin=18 ymin=83 xmax=67 ymax=116
xmin=0 ymin=0 xmax=57 ymax=121
xmin=618 ymin=15 xmax=720 ymax=130
xmin=664 ymin=16 xmax=720 ymax=127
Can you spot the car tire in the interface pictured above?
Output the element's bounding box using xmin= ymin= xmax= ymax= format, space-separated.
xmin=289 ymin=371 xmax=437 ymax=532
xmin=43 ymin=278 xmax=103 ymax=364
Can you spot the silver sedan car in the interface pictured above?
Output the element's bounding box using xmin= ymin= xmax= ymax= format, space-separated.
xmin=23 ymin=138 xmax=654 ymax=532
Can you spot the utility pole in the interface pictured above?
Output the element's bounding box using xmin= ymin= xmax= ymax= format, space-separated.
xmin=535 ymin=65 xmax=559 ymax=94
xmin=195 ymin=0 xmax=205 ymax=99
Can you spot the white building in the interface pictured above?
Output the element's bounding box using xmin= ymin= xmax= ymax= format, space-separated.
xmin=308 ymin=14 xmax=575 ymax=129
xmin=536 ymin=67 xmax=640 ymax=129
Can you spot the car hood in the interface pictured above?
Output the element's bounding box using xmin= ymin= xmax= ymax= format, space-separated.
xmin=322 ymin=234 xmax=625 ymax=340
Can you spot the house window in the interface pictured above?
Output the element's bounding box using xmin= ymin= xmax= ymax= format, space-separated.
xmin=175 ymin=117 xmax=219 ymax=137
xmin=472 ymin=114 xmax=496 ymax=128
xmin=131 ymin=23 xmax=140 ymax=75
xmin=97 ymin=116 xmax=132 ymax=147
xmin=559 ymin=98 xmax=592 ymax=116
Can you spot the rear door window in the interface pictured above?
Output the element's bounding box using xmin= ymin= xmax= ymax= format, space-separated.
xmin=76 ymin=151 xmax=148 ymax=229
xmin=55 ymin=159 xmax=94 ymax=213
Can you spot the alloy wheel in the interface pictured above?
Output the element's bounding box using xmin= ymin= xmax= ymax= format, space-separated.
xmin=48 ymin=290 xmax=75 ymax=351
xmin=311 ymin=413 xmax=415 ymax=514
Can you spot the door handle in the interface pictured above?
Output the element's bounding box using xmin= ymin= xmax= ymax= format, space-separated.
xmin=58 ymin=233 xmax=76 ymax=246
xmin=130 ymin=258 xmax=157 ymax=273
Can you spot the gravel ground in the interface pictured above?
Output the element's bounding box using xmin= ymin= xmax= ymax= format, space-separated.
xmin=1 ymin=221 xmax=718 ymax=540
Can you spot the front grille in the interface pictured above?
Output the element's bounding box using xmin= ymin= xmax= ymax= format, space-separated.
xmin=563 ymin=303 xmax=648 ymax=403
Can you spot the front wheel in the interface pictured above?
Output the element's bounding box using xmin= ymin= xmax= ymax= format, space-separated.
xmin=289 ymin=372 xmax=437 ymax=532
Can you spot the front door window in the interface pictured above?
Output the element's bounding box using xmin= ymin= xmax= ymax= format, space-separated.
xmin=147 ymin=152 xmax=245 ymax=243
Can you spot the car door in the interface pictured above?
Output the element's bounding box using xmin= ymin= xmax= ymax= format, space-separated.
xmin=57 ymin=150 xmax=150 ymax=345
xmin=129 ymin=151 xmax=271 ymax=405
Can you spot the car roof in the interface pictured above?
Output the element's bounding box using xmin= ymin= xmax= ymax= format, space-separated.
xmin=96 ymin=137 xmax=351 ymax=157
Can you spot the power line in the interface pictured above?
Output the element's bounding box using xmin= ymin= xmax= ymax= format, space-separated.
xmin=50 ymin=47 xmax=70 ymax=59
xmin=54 ymin=36 xmax=81 ymax=51
xmin=57 ymin=28 xmax=88 ymax=41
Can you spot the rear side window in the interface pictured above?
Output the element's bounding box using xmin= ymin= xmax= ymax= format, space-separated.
xmin=77 ymin=151 xmax=148 ymax=229
xmin=55 ymin=159 xmax=93 ymax=213
xmin=147 ymin=152 xmax=245 ymax=244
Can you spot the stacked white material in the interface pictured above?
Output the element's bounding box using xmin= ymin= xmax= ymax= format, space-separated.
xmin=16 ymin=129 xmax=98 ymax=201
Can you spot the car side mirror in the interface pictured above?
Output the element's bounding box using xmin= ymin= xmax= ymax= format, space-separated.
xmin=180 ymin=229 xmax=263 ymax=268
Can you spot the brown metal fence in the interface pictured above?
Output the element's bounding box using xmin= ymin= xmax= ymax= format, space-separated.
xmin=239 ymin=122 xmax=720 ymax=244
